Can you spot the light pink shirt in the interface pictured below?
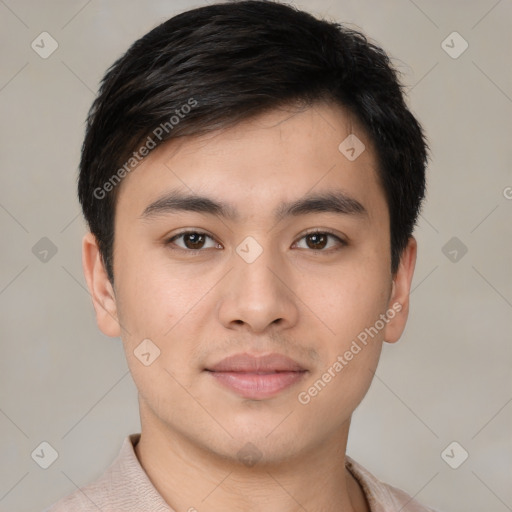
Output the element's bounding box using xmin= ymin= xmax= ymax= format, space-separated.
xmin=44 ymin=433 xmax=440 ymax=512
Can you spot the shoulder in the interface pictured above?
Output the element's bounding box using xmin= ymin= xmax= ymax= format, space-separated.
xmin=43 ymin=434 xmax=172 ymax=512
xmin=345 ymin=456 xmax=443 ymax=512
xmin=42 ymin=455 xmax=122 ymax=512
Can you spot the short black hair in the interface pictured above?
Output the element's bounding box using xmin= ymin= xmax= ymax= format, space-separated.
xmin=78 ymin=0 xmax=428 ymax=283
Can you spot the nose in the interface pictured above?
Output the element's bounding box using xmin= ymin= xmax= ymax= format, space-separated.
xmin=217 ymin=246 xmax=299 ymax=334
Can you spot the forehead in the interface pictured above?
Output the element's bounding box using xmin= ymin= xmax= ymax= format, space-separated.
xmin=114 ymin=102 xmax=386 ymax=223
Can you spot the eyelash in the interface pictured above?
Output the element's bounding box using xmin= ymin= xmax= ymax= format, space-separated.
xmin=164 ymin=229 xmax=347 ymax=253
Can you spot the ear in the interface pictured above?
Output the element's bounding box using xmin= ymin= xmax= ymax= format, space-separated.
xmin=383 ymin=236 xmax=417 ymax=344
xmin=82 ymin=232 xmax=121 ymax=337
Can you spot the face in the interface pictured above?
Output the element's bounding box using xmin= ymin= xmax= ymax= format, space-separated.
xmin=83 ymin=102 xmax=416 ymax=465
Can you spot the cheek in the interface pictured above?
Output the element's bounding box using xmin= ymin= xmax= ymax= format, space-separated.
xmin=113 ymin=250 xmax=212 ymax=380
xmin=305 ymin=263 xmax=390 ymax=343
xmin=312 ymin=263 xmax=391 ymax=405
xmin=114 ymin=243 xmax=189 ymax=333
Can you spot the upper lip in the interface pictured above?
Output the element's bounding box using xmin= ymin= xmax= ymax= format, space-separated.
xmin=206 ymin=353 xmax=306 ymax=373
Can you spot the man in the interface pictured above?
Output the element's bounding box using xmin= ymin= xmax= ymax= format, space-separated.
xmin=46 ymin=1 xmax=441 ymax=510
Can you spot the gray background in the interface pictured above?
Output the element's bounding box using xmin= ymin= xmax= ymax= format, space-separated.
xmin=1 ymin=1 xmax=511 ymax=511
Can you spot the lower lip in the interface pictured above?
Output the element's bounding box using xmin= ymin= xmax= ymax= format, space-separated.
xmin=208 ymin=371 xmax=307 ymax=399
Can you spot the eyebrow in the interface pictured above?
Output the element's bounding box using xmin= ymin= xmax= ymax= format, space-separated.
xmin=140 ymin=188 xmax=367 ymax=222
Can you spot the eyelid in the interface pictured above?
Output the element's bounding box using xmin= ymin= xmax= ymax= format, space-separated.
xmin=292 ymin=228 xmax=347 ymax=248
xmin=297 ymin=227 xmax=346 ymax=240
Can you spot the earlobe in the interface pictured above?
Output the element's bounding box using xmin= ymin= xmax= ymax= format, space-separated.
xmin=383 ymin=236 xmax=417 ymax=344
xmin=82 ymin=232 xmax=121 ymax=338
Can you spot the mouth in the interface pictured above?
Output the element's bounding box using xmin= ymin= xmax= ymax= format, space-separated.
xmin=204 ymin=353 xmax=308 ymax=400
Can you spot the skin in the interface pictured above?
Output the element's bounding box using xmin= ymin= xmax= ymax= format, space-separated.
xmin=83 ymin=101 xmax=417 ymax=512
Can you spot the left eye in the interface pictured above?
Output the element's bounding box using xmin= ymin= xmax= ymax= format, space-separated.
xmin=293 ymin=232 xmax=344 ymax=251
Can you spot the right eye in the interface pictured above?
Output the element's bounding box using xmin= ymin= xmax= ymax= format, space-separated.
xmin=165 ymin=231 xmax=222 ymax=252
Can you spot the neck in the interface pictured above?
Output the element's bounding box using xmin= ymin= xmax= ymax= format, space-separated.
xmin=134 ymin=404 xmax=369 ymax=512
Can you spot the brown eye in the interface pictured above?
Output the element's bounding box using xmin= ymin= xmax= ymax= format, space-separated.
xmin=294 ymin=231 xmax=345 ymax=251
xmin=167 ymin=231 xmax=219 ymax=251
xmin=182 ymin=233 xmax=206 ymax=249
xmin=305 ymin=233 xmax=328 ymax=249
